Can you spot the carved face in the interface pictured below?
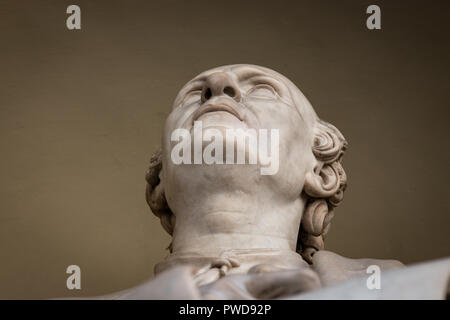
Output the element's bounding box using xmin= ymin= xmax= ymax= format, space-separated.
xmin=146 ymin=65 xmax=347 ymax=262
xmin=162 ymin=65 xmax=318 ymax=207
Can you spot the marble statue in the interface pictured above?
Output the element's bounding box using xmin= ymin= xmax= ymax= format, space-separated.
xmin=95 ymin=65 xmax=450 ymax=300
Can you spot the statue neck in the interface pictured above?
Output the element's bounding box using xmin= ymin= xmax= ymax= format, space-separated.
xmin=170 ymin=198 xmax=305 ymax=257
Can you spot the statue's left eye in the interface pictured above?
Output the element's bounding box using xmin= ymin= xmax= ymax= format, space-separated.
xmin=246 ymin=84 xmax=278 ymax=99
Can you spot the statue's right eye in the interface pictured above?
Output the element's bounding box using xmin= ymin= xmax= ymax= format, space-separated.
xmin=182 ymin=90 xmax=201 ymax=105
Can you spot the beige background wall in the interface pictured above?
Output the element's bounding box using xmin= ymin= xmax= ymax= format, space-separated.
xmin=0 ymin=0 xmax=449 ymax=299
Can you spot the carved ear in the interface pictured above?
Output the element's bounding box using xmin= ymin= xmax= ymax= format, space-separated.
xmin=145 ymin=148 xmax=175 ymax=236
xmin=304 ymin=163 xmax=341 ymax=198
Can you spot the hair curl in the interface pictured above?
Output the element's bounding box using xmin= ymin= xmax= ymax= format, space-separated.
xmin=145 ymin=118 xmax=347 ymax=263
xmin=298 ymin=119 xmax=347 ymax=263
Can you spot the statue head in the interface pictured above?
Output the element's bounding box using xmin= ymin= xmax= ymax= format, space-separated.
xmin=146 ymin=64 xmax=347 ymax=264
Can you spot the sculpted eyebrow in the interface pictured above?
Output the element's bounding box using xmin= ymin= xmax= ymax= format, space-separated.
xmin=187 ymin=79 xmax=204 ymax=90
xmin=234 ymin=67 xmax=267 ymax=80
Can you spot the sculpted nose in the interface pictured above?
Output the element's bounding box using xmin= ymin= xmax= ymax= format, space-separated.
xmin=201 ymin=72 xmax=241 ymax=103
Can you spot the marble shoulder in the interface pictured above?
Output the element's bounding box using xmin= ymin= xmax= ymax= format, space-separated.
xmin=312 ymin=250 xmax=404 ymax=286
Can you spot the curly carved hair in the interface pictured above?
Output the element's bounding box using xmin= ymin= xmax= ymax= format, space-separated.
xmin=298 ymin=119 xmax=347 ymax=263
xmin=145 ymin=118 xmax=347 ymax=264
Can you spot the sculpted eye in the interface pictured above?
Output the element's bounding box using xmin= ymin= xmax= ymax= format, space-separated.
xmin=247 ymin=84 xmax=278 ymax=99
xmin=183 ymin=90 xmax=201 ymax=105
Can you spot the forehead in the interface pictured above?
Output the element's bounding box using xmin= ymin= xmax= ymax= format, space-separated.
xmin=189 ymin=64 xmax=288 ymax=84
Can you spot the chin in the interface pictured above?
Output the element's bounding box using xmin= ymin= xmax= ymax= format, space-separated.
xmin=169 ymin=162 xmax=263 ymax=193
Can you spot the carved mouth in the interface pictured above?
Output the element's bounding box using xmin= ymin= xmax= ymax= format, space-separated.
xmin=193 ymin=103 xmax=242 ymax=122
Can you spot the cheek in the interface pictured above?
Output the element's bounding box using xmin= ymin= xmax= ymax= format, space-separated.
xmin=273 ymin=128 xmax=314 ymax=199
xmin=280 ymin=118 xmax=313 ymax=167
xmin=277 ymin=109 xmax=314 ymax=179
xmin=246 ymin=99 xmax=312 ymax=161
xmin=247 ymin=100 xmax=299 ymax=129
xmin=163 ymin=103 xmax=199 ymax=140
